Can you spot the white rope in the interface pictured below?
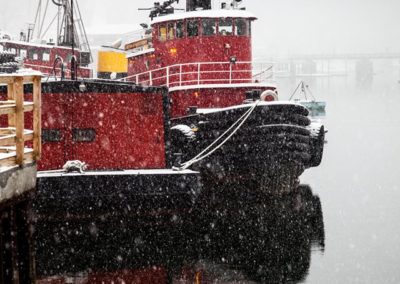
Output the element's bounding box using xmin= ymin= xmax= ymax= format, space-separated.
xmin=175 ymin=100 xmax=261 ymax=170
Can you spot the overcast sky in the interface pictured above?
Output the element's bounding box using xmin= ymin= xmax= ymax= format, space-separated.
xmin=1 ymin=0 xmax=399 ymax=56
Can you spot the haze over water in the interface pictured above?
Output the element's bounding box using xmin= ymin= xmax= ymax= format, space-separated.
xmin=281 ymin=62 xmax=400 ymax=283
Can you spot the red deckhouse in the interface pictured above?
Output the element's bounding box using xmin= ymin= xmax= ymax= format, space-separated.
xmin=124 ymin=0 xmax=277 ymax=118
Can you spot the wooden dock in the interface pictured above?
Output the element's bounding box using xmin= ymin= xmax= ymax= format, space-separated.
xmin=0 ymin=73 xmax=42 ymax=284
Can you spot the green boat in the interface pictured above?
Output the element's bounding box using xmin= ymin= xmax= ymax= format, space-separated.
xmin=290 ymin=81 xmax=326 ymax=117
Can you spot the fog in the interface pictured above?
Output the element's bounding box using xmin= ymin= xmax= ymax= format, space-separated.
xmin=1 ymin=0 xmax=399 ymax=56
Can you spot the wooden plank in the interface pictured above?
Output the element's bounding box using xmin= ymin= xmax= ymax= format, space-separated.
xmin=0 ymin=135 xmax=16 ymax=147
xmin=0 ymin=100 xmax=16 ymax=104
xmin=0 ymin=128 xmax=16 ymax=135
xmin=0 ymin=76 xmax=14 ymax=85
xmin=33 ymin=76 xmax=41 ymax=161
xmin=0 ymin=151 xmax=34 ymax=167
xmin=14 ymin=77 xmax=24 ymax=165
xmin=7 ymin=83 xmax=15 ymax=127
xmin=0 ymin=105 xmax=16 ymax=116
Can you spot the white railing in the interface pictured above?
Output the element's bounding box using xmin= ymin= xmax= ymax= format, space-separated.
xmin=120 ymin=61 xmax=275 ymax=88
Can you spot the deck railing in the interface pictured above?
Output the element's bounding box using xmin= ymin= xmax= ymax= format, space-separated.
xmin=121 ymin=61 xmax=275 ymax=88
xmin=0 ymin=74 xmax=41 ymax=167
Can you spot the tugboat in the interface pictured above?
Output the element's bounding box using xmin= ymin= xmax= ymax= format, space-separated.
xmin=0 ymin=0 xmax=92 ymax=78
xmin=112 ymin=0 xmax=326 ymax=190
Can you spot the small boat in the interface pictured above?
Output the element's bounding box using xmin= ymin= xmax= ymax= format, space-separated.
xmin=290 ymin=81 xmax=326 ymax=117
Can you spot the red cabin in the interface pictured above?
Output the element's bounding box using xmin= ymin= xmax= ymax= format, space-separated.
xmin=125 ymin=7 xmax=277 ymax=118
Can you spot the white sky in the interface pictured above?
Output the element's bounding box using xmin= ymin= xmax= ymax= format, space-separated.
xmin=0 ymin=0 xmax=399 ymax=56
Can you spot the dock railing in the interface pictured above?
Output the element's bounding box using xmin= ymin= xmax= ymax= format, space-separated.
xmin=0 ymin=74 xmax=41 ymax=167
xmin=121 ymin=61 xmax=275 ymax=88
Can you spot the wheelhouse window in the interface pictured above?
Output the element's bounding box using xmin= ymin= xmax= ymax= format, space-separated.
xmin=202 ymin=18 xmax=216 ymax=36
xmin=176 ymin=21 xmax=184 ymax=38
xmin=159 ymin=24 xmax=167 ymax=41
xmin=43 ymin=52 xmax=50 ymax=61
xmin=235 ymin=18 xmax=249 ymax=36
xmin=219 ymin=18 xmax=233 ymax=35
xmin=187 ymin=20 xmax=199 ymax=37
xmin=73 ymin=128 xmax=96 ymax=142
xmin=167 ymin=22 xmax=175 ymax=40
xmin=42 ymin=129 xmax=62 ymax=142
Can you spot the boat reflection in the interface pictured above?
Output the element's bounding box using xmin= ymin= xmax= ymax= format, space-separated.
xmin=36 ymin=185 xmax=324 ymax=284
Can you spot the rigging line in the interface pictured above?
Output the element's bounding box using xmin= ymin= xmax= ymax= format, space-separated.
xmin=306 ymin=85 xmax=316 ymax=101
xmin=179 ymin=101 xmax=260 ymax=170
xmin=75 ymin=1 xmax=92 ymax=61
xmin=32 ymin=0 xmax=42 ymax=40
xmin=38 ymin=0 xmax=50 ymax=39
xmin=40 ymin=12 xmax=58 ymax=40
xmin=289 ymin=81 xmax=302 ymax=101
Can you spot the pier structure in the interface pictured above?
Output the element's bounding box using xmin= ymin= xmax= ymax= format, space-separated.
xmin=270 ymin=52 xmax=400 ymax=82
xmin=0 ymin=74 xmax=41 ymax=284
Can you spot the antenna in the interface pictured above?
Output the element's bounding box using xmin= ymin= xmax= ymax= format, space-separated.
xmin=139 ymin=0 xmax=182 ymax=20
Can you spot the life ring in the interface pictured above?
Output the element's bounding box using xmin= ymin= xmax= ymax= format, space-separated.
xmin=260 ymin=90 xmax=278 ymax=102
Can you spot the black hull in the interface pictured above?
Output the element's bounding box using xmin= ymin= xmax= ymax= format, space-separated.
xmin=33 ymin=169 xmax=201 ymax=276
xmin=170 ymin=102 xmax=324 ymax=192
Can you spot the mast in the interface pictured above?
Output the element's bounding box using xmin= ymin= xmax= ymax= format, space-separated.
xmin=186 ymin=0 xmax=211 ymax=11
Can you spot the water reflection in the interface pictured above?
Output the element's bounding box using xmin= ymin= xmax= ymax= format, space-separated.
xmin=36 ymin=185 xmax=324 ymax=284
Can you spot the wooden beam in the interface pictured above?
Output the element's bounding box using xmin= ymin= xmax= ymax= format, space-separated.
xmin=33 ymin=76 xmax=41 ymax=161
xmin=7 ymin=83 xmax=15 ymax=128
xmin=14 ymin=77 xmax=24 ymax=166
xmin=0 ymin=151 xmax=34 ymax=167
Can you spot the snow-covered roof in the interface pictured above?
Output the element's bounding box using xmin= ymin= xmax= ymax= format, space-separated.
xmin=0 ymin=39 xmax=81 ymax=51
xmin=126 ymin=48 xmax=155 ymax=59
xmin=151 ymin=9 xmax=257 ymax=25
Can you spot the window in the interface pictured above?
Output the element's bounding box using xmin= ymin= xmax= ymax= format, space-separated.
xmin=73 ymin=129 xmax=96 ymax=142
xmin=20 ymin=49 xmax=27 ymax=58
xmin=167 ymin=23 xmax=175 ymax=40
xmin=219 ymin=18 xmax=233 ymax=35
xmin=42 ymin=129 xmax=62 ymax=142
xmin=176 ymin=21 xmax=184 ymax=38
xmin=29 ymin=51 xmax=40 ymax=60
xmin=187 ymin=20 xmax=199 ymax=37
xmin=235 ymin=18 xmax=249 ymax=36
xmin=202 ymin=19 xmax=216 ymax=36
xmin=43 ymin=52 xmax=50 ymax=61
xmin=159 ymin=25 xmax=167 ymax=41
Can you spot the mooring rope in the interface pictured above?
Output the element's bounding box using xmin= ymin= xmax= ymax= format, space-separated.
xmin=174 ymin=100 xmax=261 ymax=171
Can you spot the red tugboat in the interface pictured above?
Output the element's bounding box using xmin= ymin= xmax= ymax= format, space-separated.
xmin=120 ymin=0 xmax=325 ymax=190
xmin=0 ymin=0 xmax=92 ymax=78
xmin=0 ymin=0 xmax=325 ymax=282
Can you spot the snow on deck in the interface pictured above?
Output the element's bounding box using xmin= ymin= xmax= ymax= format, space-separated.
xmin=151 ymin=9 xmax=257 ymax=25
xmin=38 ymin=168 xmax=199 ymax=178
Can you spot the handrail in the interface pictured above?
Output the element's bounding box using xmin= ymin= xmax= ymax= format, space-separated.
xmin=0 ymin=74 xmax=41 ymax=167
xmin=119 ymin=61 xmax=275 ymax=87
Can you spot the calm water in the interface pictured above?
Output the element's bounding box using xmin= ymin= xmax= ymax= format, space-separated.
xmin=34 ymin=62 xmax=400 ymax=283
xmin=288 ymin=63 xmax=400 ymax=283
